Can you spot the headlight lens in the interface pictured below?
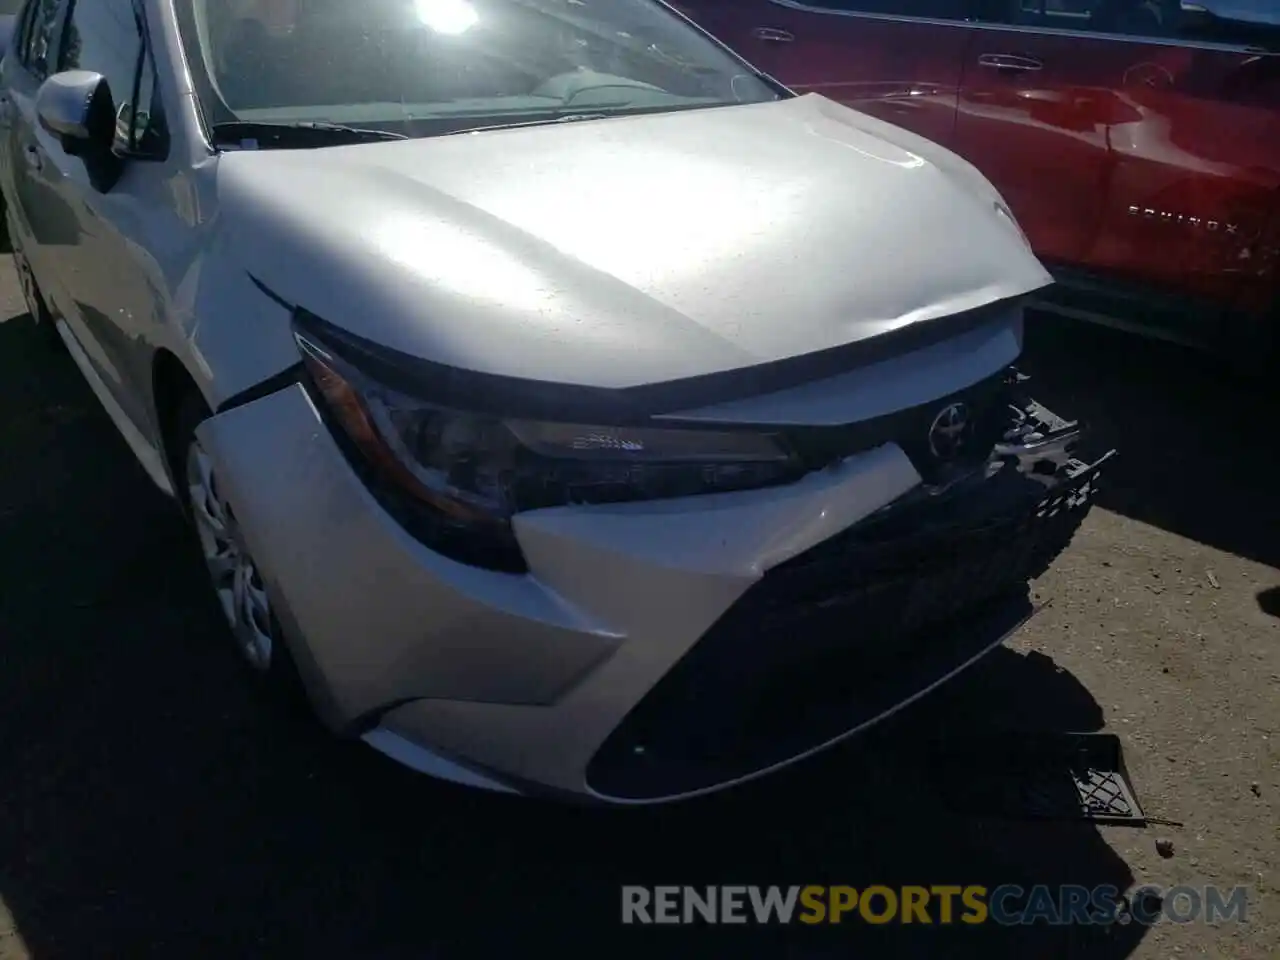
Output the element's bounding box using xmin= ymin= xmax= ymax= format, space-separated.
xmin=294 ymin=326 xmax=804 ymax=572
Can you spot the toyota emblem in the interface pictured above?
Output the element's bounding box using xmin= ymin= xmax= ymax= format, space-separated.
xmin=928 ymin=402 xmax=971 ymax=460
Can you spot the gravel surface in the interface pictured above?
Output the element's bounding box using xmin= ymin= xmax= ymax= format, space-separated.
xmin=0 ymin=256 xmax=1275 ymax=959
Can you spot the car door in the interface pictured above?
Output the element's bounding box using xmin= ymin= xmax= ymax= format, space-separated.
xmin=0 ymin=0 xmax=38 ymax=236
xmin=711 ymin=0 xmax=974 ymax=147
xmin=39 ymin=0 xmax=174 ymax=435
xmin=1082 ymin=4 xmax=1280 ymax=331
xmin=3 ymin=0 xmax=79 ymax=286
xmin=953 ymin=0 xmax=1132 ymax=273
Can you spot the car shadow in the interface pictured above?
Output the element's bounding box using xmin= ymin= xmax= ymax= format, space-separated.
xmin=1257 ymin=585 xmax=1280 ymax=619
xmin=1019 ymin=311 xmax=1280 ymax=569
xmin=0 ymin=307 xmax=1146 ymax=958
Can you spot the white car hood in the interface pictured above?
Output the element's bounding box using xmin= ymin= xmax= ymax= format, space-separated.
xmin=217 ymin=93 xmax=1050 ymax=390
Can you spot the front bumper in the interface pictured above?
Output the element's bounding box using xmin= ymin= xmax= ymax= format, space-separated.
xmin=197 ymin=381 xmax=1106 ymax=803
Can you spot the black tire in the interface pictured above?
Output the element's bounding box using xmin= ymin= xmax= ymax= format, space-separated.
xmin=171 ymin=390 xmax=307 ymax=705
xmin=36 ymin=310 xmax=64 ymax=351
xmin=1222 ymin=308 xmax=1280 ymax=384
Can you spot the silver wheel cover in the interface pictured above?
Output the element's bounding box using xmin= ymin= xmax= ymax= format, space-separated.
xmin=186 ymin=439 xmax=276 ymax=671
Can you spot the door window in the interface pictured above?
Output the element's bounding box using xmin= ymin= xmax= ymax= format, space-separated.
xmin=1010 ymin=0 xmax=1183 ymax=36
xmin=57 ymin=0 xmax=168 ymax=156
xmin=989 ymin=0 xmax=1280 ymax=46
xmin=127 ymin=45 xmax=166 ymax=155
xmin=1019 ymin=0 xmax=1094 ymax=24
xmin=19 ymin=0 xmax=62 ymax=79
xmin=1174 ymin=2 xmax=1280 ymax=48
xmin=9 ymin=0 xmax=38 ymax=63
xmin=784 ymin=0 xmax=970 ymax=22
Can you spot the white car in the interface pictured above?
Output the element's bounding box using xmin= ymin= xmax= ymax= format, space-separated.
xmin=1 ymin=0 xmax=1107 ymax=802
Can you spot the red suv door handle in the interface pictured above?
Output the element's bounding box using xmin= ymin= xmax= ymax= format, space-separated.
xmin=978 ymin=53 xmax=1044 ymax=72
xmin=752 ymin=26 xmax=795 ymax=42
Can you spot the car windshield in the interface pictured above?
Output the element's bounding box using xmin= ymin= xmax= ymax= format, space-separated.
xmin=177 ymin=0 xmax=784 ymax=140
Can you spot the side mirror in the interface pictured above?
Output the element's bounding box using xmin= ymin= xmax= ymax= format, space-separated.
xmin=37 ymin=70 xmax=112 ymax=155
xmin=35 ymin=70 xmax=123 ymax=192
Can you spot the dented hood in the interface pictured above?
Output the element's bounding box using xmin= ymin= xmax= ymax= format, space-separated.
xmin=218 ymin=93 xmax=1050 ymax=389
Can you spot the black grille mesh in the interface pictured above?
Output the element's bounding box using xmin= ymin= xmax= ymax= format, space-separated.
xmin=586 ymin=457 xmax=1105 ymax=801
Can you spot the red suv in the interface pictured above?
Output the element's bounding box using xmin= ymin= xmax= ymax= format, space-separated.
xmin=676 ymin=0 xmax=1280 ymax=360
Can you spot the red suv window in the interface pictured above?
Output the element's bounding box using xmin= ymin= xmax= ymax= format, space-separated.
xmin=804 ymin=0 xmax=970 ymax=17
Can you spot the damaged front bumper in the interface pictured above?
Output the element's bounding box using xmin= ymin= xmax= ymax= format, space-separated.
xmin=589 ymin=394 xmax=1113 ymax=801
xmin=196 ymin=370 xmax=1112 ymax=804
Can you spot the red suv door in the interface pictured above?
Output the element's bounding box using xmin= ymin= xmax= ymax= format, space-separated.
xmin=1087 ymin=6 xmax=1280 ymax=329
xmin=952 ymin=1 xmax=1126 ymax=275
xmin=666 ymin=0 xmax=770 ymax=56
xmin=955 ymin=0 xmax=1280 ymax=347
xmin=689 ymin=0 xmax=974 ymax=148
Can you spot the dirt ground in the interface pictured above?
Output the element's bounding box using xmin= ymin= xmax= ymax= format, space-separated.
xmin=0 ymin=255 xmax=1276 ymax=959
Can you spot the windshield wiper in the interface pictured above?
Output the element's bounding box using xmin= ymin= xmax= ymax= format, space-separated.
xmin=211 ymin=120 xmax=408 ymax=148
xmin=440 ymin=113 xmax=613 ymax=136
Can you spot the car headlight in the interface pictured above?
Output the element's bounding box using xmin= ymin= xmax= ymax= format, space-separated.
xmin=293 ymin=320 xmax=805 ymax=572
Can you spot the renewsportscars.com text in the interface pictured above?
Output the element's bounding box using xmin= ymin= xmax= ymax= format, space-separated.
xmin=621 ymin=884 xmax=1249 ymax=926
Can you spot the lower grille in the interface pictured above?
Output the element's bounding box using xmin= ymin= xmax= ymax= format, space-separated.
xmin=586 ymin=454 xmax=1108 ymax=802
xmin=758 ymin=455 xmax=1102 ymax=640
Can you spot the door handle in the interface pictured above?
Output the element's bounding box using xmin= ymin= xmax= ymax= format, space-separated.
xmin=22 ymin=144 xmax=42 ymax=171
xmin=978 ymin=53 xmax=1044 ymax=72
xmin=752 ymin=26 xmax=795 ymax=42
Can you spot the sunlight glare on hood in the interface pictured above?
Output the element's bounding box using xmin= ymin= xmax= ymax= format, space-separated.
xmin=480 ymin=149 xmax=804 ymax=289
xmin=374 ymin=216 xmax=560 ymax=314
xmin=413 ymin=0 xmax=479 ymax=33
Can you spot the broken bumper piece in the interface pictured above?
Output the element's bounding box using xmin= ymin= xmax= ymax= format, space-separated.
xmin=586 ymin=391 xmax=1115 ymax=802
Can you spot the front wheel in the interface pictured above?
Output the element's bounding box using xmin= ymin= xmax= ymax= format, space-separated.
xmin=173 ymin=392 xmax=304 ymax=695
